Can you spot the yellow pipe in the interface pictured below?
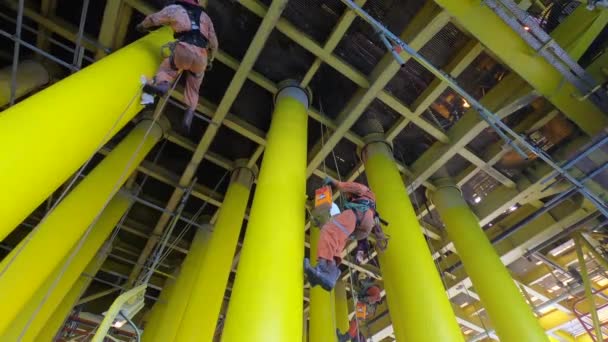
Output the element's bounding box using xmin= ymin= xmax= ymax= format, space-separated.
xmin=361 ymin=137 xmax=463 ymax=341
xmin=0 ymin=119 xmax=165 ymax=335
xmin=141 ymin=224 xmax=212 ymax=342
xmin=140 ymin=265 xmax=180 ymax=340
xmin=35 ymin=242 xmax=113 ymax=341
xmin=221 ymin=81 xmax=310 ymax=341
xmin=0 ymin=60 xmax=49 ymax=106
xmin=430 ymin=177 xmax=547 ymax=342
xmin=175 ymin=164 xmax=255 ymax=341
xmin=575 ymin=235 xmax=603 ymax=340
xmin=309 ymin=226 xmax=337 ymax=341
xmin=0 ymin=28 xmax=171 ymax=241
xmin=334 ymin=279 xmax=350 ymax=333
xmin=2 ymin=193 xmax=131 ymax=341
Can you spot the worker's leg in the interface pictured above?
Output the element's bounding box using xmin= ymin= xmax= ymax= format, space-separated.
xmin=181 ymin=71 xmax=204 ymax=133
xmin=305 ymin=211 xmax=356 ymax=291
xmin=171 ymin=42 xmax=207 ymax=134
xmin=144 ymin=57 xmax=177 ymax=96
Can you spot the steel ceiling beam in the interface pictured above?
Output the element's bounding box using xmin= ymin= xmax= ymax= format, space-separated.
xmin=432 ymin=0 xmax=608 ymax=136
xmin=306 ymin=3 xmax=451 ymax=177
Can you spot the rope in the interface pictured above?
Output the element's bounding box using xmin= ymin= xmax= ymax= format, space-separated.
xmin=0 ymin=86 xmax=143 ymax=278
xmin=137 ymin=168 xmax=230 ymax=285
xmin=16 ymin=72 xmax=183 ymax=339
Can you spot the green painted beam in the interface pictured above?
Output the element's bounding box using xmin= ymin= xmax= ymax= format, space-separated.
xmin=432 ymin=0 xmax=608 ymax=136
xmin=550 ymin=6 xmax=608 ymax=62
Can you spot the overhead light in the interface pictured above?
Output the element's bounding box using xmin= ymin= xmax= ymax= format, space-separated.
xmin=474 ymin=196 xmax=482 ymax=204
xmin=523 ymin=26 xmax=530 ymax=31
xmin=462 ymin=99 xmax=471 ymax=108
xmin=113 ymin=319 xmax=126 ymax=328
xmin=549 ymin=239 xmax=575 ymax=257
xmin=488 ymin=223 xmax=493 ymax=227
xmin=535 ymin=260 xmax=543 ymax=265
xmin=464 ymin=329 xmax=473 ymax=335
xmin=550 ymin=285 xmax=561 ymax=291
xmin=509 ymin=205 xmax=518 ymax=212
xmin=460 ymin=302 xmax=469 ymax=308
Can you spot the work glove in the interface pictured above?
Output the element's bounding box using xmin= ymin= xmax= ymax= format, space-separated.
xmin=323 ymin=176 xmax=336 ymax=186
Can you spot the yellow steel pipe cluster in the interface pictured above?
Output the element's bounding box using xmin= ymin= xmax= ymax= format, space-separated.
xmin=0 ymin=119 xmax=166 ymax=335
xmin=222 ymin=81 xmax=310 ymax=341
xmin=3 ymin=194 xmax=132 ymax=341
xmin=175 ymin=164 xmax=255 ymax=341
xmin=142 ymin=224 xmax=212 ymax=342
xmin=0 ymin=28 xmax=171 ymax=240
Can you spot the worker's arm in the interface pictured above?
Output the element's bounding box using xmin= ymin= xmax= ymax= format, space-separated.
xmin=140 ymin=5 xmax=179 ymax=29
xmin=202 ymin=13 xmax=219 ymax=61
xmin=334 ymin=181 xmax=370 ymax=197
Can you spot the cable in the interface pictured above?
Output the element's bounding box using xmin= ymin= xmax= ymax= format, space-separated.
xmin=16 ymin=73 xmax=183 ymax=338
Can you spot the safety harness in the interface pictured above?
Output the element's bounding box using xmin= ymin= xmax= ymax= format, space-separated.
xmin=173 ymin=1 xmax=209 ymax=49
xmin=344 ymin=198 xmax=390 ymax=251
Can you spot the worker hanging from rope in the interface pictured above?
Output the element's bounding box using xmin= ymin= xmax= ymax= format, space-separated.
xmin=337 ymin=276 xmax=383 ymax=342
xmin=304 ymin=177 xmax=389 ymax=291
xmin=136 ymin=0 xmax=218 ymax=134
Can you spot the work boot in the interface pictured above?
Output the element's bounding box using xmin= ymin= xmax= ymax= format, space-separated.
xmin=336 ymin=329 xmax=350 ymax=342
xmin=143 ymin=81 xmax=170 ymax=97
xmin=181 ymin=108 xmax=195 ymax=135
xmin=304 ymin=258 xmax=339 ymax=291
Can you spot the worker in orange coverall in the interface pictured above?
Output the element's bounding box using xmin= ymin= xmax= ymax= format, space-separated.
xmin=337 ymin=282 xmax=383 ymax=342
xmin=136 ymin=0 xmax=218 ymax=133
xmin=305 ymin=177 xmax=385 ymax=291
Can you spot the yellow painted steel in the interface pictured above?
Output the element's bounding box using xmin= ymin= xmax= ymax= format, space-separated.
xmin=141 ymin=224 xmax=211 ymax=342
xmin=362 ymin=141 xmax=463 ymax=342
xmin=334 ymin=279 xmax=350 ymax=333
xmin=2 ymin=193 xmax=131 ymax=341
xmin=175 ymin=169 xmax=253 ymax=341
xmin=430 ymin=178 xmax=548 ymax=342
xmin=35 ymin=243 xmax=113 ymax=341
xmin=0 ymin=119 xmax=163 ymax=335
xmin=0 ymin=60 xmax=49 ymax=106
xmin=432 ymin=0 xmax=608 ymax=136
xmin=550 ymin=6 xmax=608 ymax=61
xmin=221 ymin=87 xmax=308 ymax=341
xmin=140 ymin=269 xmax=178 ymax=340
xmin=0 ymin=28 xmax=171 ymax=241
xmin=309 ymin=227 xmax=337 ymax=341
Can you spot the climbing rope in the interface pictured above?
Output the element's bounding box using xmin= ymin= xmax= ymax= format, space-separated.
xmin=13 ymin=72 xmax=184 ymax=338
xmin=136 ymin=168 xmax=230 ymax=285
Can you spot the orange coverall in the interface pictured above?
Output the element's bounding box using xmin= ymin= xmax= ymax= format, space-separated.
xmin=141 ymin=4 xmax=218 ymax=110
xmin=345 ymin=285 xmax=382 ymax=340
xmin=317 ymin=181 xmax=376 ymax=264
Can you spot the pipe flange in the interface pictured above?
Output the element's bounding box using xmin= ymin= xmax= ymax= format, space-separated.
xmin=274 ymin=79 xmax=312 ymax=108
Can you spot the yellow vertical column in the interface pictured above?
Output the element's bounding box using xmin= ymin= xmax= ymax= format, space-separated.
xmin=361 ymin=126 xmax=463 ymax=342
xmin=309 ymin=227 xmax=337 ymax=341
xmin=141 ymin=224 xmax=212 ymax=342
xmin=35 ymin=241 xmax=114 ymax=341
xmin=221 ymin=81 xmax=311 ymax=341
xmin=0 ymin=28 xmax=171 ymax=240
xmin=175 ymin=162 xmax=256 ymax=341
xmin=0 ymin=118 xmax=167 ymax=335
xmin=3 ymin=193 xmax=131 ymax=341
xmin=334 ymin=279 xmax=350 ymax=334
xmin=430 ymin=175 xmax=548 ymax=342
